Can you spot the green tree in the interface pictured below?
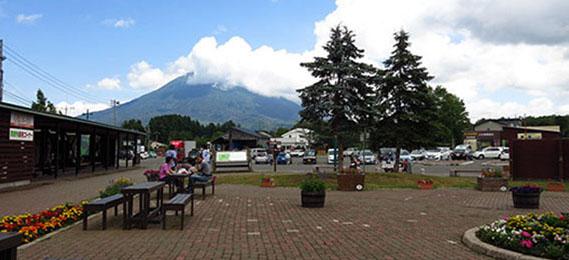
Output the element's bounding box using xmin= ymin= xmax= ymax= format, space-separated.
xmin=374 ymin=30 xmax=437 ymax=172
xmin=274 ymin=127 xmax=289 ymax=137
xmin=121 ymin=119 xmax=145 ymax=132
xmin=31 ymin=89 xmax=57 ymax=113
xmin=431 ymin=86 xmax=471 ymax=146
xmin=297 ymin=25 xmax=375 ymax=170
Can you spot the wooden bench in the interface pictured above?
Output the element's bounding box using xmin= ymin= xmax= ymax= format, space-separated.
xmin=162 ymin=193 xmax=194 ymax=230
xmin=192 ymin=179 xmax=215 ymax=200
xmin=449 ymin=169 xmax=482 ymax=177
xmin=83 ymin=194 xmax=124 ymax=230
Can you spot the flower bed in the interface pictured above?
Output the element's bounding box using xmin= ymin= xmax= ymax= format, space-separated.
xmin=1 ymin=202 xmax=87 ymax=243
xmin=477 ymin=212 xmax=569 ymax=259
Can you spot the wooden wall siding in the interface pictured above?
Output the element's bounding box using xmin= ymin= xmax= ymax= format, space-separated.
xmin=0 ymin=109 xmax=34 ymax=183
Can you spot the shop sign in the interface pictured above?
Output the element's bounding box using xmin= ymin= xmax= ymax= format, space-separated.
xmin=517 ymin=133 xmax=542 ymax=140
xmin=479 ymin=133 xmax=494 ymax=137
xmin=10 ymin=112 xmax=34 ymax=129
xmin=216 ymin=151 xmax=247 ymax=162
xmin=9 ymin=128 xmax=34 ymax=141
xmin=463 ymin=131 xmax=478 ymax=136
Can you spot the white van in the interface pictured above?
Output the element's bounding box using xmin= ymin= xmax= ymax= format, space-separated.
xmin=327 ymin=149 xmax=339 ymax=164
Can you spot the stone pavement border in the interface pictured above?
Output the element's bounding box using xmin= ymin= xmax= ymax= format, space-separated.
xmin=463 ymin=227 xmax=546 ymax=260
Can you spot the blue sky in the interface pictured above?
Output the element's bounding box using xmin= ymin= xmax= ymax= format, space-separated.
xmin=1 ymin=0 xmax=569 ymax=121
xmin=0 ymin=0 xmax=334 ymax=110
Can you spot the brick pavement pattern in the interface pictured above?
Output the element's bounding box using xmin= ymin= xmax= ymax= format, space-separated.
xmin=18 ymin=185 xmax=569 ymax=260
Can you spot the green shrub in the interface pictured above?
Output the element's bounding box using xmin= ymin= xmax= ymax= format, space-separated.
xmin=99 ymin=177 xmax=135 ymax=198
xmin=300 ymin=174 xmax=327 ymax=192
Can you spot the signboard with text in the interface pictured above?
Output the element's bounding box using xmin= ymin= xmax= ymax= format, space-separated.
xmin=10 ymin=112 xmax=34 ymax=129
xmin=517 ymin=133 xmax=542 ymax=140
xmin=216 ymin=151 xmax=247 ymax=162
xmin=9 ymin=128 xmax=34 ymax=141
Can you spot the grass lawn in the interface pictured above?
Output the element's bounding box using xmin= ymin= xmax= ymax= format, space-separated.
xmin=215 ymin=172 xmax=569 ymax=191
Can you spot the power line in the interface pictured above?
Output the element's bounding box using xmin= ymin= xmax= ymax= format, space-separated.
xmin=3 ymin=90 xmax=32 ymax=106
xmin=4 ymin=81 xmax=34 ymax=102
xmin=3 ymin=45 xmax=107 ymax=104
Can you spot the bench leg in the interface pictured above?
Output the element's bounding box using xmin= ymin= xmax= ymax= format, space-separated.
xmin=162 ymin=207 xmax=166 ymax=230
xmin=175 ymin=210 xmax=178 ymax=216
xmin=212 ymin=182 xmax=215 ymax=195
xmin=202 ymin=186 xmax=206 ymax=200
xmin=191 ymin=195 xmax=194 ymax=217
xmin=102 ymin=209 xmax=107 ymax=230
xmin=83 ymin=209 xmax=88 ymax=230
xmin=114 ymin=205 xmax=118 ymax=216
xmin=180 ymin=207 xmax=184 ymax=230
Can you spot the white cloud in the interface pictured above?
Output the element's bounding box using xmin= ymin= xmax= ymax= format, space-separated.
xmin=55 ymin=101 xmax=109 ymax=117
xmin=86 ymin=77 xmax=121 ymax=90
xmin=103 ymin=18 xmax=135 ymax=28
xmin=127 ymin=61 xmax=173 ymax=90
xmin=124 ymin=0 xmax=569 ymax=121
xmin=16 ymin=14 xmax=43 ymax=24
xmin=213 ymin=25 xmax=227 ymax=35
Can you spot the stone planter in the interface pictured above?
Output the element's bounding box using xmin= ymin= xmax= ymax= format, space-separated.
xmin=261 ymin=181 xmax=275 ymax=188
xmin=547 ymin=183 xmax=565 ymax=191
xmin=418 ymin=183 xmax=434 ymax=190
xmin=301 ymin=191 xmax=325 ymax=208
xmin=512 ymin=191 xmax=541 ymax=209
xmin=337 ymin=174 xmax=365 ymax=191
xmin=476 ymin=177 xmax=508 ymax=192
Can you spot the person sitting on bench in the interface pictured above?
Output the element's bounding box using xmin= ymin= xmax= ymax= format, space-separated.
xmin=188 ymin=155 xmax=212 ymax=190
xmin=159 ymin=156 xmax=176 ymax=182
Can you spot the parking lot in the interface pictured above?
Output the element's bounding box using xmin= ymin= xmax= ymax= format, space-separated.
xmin=247 ymin=155 xmax=507 ymax=177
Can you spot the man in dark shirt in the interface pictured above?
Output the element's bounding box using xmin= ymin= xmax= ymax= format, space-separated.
xmin=188 ymin=155 xmax=212 ymax=191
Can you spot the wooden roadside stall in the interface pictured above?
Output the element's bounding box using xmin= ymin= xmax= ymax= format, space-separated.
xmin=0 ymin=102 xmax=145 ymax=190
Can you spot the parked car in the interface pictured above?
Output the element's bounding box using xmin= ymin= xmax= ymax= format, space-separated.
xmin=358 ymin=150 xmax=377 ymax=164
xmin=399 ymin=149 xmax=413 ymax=163
xmin=327 ymin=149 xmax=339 ymax=164
xmin=343 ymin=147 xmax=359 ymax=157
xmin=303 ymin=150 xmax=317 ymax=164
xmin=410 ymin=149 xmax=426 ymax=161
xmin=499 ymin=148 xmax=510 ymax=161
xmin=290 ymin=149 xmax=305 ymax=157
xmin=250 ymin=148 xmax=267 ymax=160
xmin=277 ymin=152 xmax=292 ymax=164
xmin=473 ymin=147 xmax=503 ymax=159
xmin=148 ymin=151 xmax=157 ymax=158
xmin=255 ymin=152 xmax=272 ymax=164
xmin=118 ymin=150 xmax=134 ymax=160
xmin=425 ymin=147 xmax=450 ymax=160
xmin=140 ymin=151 xmax=149 ymax=159
xmin=450 ymin=147 xmax=472 ymax=160
xmin=379 ymin=148 xmax=396 ymax=161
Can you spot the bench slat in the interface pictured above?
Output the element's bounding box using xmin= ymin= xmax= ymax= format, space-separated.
xmin=165 ymin=194 xmax=192 ymax=206
xmin=88 ymin=194 xmax=124 ymax=205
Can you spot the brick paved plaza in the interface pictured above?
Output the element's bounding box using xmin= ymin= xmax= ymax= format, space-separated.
xmin=12 ymin=181 xmax=569 ymax=259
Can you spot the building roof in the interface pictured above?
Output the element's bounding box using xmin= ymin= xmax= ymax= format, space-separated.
xmin=233 ymin=127 xmax=263 ymax=138
xmin=503 ymin=125 xmax=561 ymax=134
xmin=475 ymin=119 xmax=522 ymax=128
xmin=0 ymin=102 xmax=145 ymax=135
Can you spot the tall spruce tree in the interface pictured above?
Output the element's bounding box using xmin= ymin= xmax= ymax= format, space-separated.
xmin=297 ymin=25 xmax=375 ymax=170
xmin=374 ymin=30 xmax=437 ymax=172
xmin=31 ymin=89 xmax=57 ymax=113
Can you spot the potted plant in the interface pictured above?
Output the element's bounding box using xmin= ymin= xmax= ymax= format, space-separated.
xmin=300 ymin=174 xmax=327 ymax=208
xmin=337 ymin=168 xmax=365 ymax=191
xmin=510 ymin=184 xmax=543 ymax=209
xmin=547 ymin=182 xmax=565 ymax=191
xmin=261 ymin=176 xmax=275 ymax=188
xmin=143 ymin=169 xmax=159 ymax=182
xmin=476 ymin=167 xmax=508 ymax=192
xmin=417 ymin=178 xmax=434 ymax=190
xmin=99 ymin=177 xmax=135 ymax=198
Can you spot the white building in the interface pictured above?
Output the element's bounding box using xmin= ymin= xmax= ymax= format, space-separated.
xmin=271 ymin=128 xmax=313 ymax=150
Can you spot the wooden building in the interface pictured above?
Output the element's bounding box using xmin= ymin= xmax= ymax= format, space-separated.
xmin=211 ymin=127 xmax=269 ymax=150
xmin=0 ymin=102 xmax=145 ymax=189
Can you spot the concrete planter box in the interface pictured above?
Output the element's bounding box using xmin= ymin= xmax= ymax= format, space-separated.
xmin=476 ymin=177 xmax=508 ymax=192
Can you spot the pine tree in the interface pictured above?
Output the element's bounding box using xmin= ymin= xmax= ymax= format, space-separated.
xmin=297 ymin=25 xmax=375 ymax=170
xmin=31 ymin=89 xmax=57 ymax=113
xmin=374 ymin=30 xmax=437 ymax=172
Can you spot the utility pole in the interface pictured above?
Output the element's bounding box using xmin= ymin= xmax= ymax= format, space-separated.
xmin=61 ymin=106 xmax=75 ymax=116
xmin=0 ymin=39 xmax=5 ymax=102
xmin=81 ymin=109 xmax=93 ymax=120
xmin=110 ymin=100 xmax=120 ymax=126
